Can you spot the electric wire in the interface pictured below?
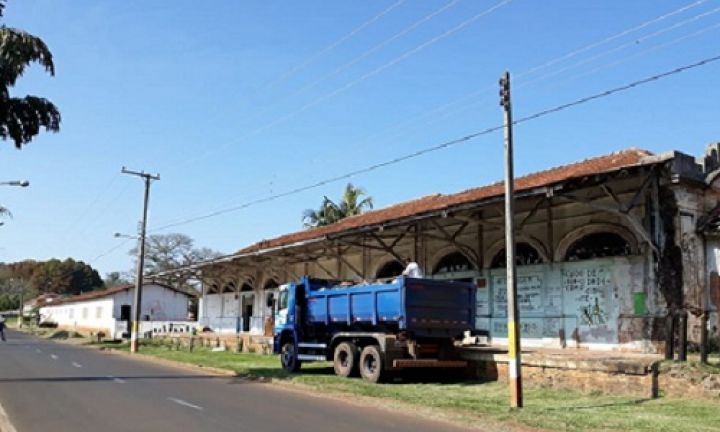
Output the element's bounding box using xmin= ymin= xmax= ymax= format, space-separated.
xmin=149 ymin=54 xmax=720 ymax=233
xmin=264 ymin=0 xmax=407 ymax=89
xmin=171 ymin=0 xmax=513 ymax=171
xmin=520 ymin=5 xmax=720 ymax=87
xmin=154 ymin=2 xmax=716 ymax=228
xmin=518 ymin=0 xmax=710 ymax=78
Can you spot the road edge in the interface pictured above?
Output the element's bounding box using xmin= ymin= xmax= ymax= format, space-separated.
xmin=0 ymin=400 xmax=18 ymax=432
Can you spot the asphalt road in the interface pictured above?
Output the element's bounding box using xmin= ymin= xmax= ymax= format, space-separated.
xmin=0 ymin=330 xmax=470 ymax=432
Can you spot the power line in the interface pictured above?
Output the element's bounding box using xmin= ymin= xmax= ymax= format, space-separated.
xmin=89 ymin=238 xmax=133 ymax=265
xmin=150 ymin=53 xmax=720 ymax=232
xmin=518 ymin=0 xmax=710 ymax=78
xmin=519 ymin=4 xmax=720 ymax=87
xmin=171 ymin=0 xmax=513 ymax=171
xmin=264 ymin=0 xmax=407 ymax=89
xmin=291 ymin=0 xmax=462 ymax=96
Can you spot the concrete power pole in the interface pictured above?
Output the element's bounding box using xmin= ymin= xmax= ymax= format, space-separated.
xmin=500 ymin=71 xmax=523 ymax=408
xmin=121 ymin=167 xmax=160 ymax=353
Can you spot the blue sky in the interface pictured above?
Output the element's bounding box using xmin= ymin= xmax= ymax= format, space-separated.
xmin=1 ymin=0 xmax=719 ymax=278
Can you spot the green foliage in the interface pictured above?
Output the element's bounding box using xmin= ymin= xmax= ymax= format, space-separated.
xmin=0 ymin=258 xmax=103 ymax=297
xmin=0 ymin=0 xmax=61 ymax=148
xmin=303 ymin=183 xmax=373 ymax=228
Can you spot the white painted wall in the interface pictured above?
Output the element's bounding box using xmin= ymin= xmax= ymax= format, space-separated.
xmin=39 ymin=284 xmax=192 ymax=339
xmin=40 ymin=297 xmax=115 ymax=335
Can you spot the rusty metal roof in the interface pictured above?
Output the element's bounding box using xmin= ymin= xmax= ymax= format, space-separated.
xmin=237 ymin=148 xmax=654 ymax=255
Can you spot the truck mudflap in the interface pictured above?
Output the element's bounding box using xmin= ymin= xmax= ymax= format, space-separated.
xmin=392 ymin=359 xmax=467 ymax=368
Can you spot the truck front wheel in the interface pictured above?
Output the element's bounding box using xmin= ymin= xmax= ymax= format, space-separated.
xmin=359 ymin=345 xmax=384 ymax=383
xmin=333 ymin=342 xmax=358 ymax=377
xmin=280 ymin=342 xmax=301 ymax=372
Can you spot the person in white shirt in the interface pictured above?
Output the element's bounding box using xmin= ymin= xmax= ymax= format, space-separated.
xmin=401 ymin=257 xmax=424 ymax=278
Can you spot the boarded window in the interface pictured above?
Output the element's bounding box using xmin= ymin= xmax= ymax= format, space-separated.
xmin=82 ymin=307 xmax=88 ymax=319
xmin=565 ymin=232 xmax=631 ymax=261
xmin=376 ymin=260 xmax=404 ymax=279
xmin=96 ymin=306 xmax=103 ymax=319
xmin=434 ymin=252 xmax=474 ymax=274
xmin=490 ymin=243 xmax=543 ymax=268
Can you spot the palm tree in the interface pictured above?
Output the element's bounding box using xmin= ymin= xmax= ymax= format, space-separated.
xmin=338 ymin=183 xmax=373 ymax=217
xmin=302 ymin=184 xmax=373 ymax=228
xmin=0 ymin=0 xmax=61 ymax=148
xmin=303 ymin=196 xmax=341 ymax=228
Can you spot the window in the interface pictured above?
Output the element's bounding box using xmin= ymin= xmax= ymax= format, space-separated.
xmin=69 ymin=309 xmax=74 ymax=319
xmin=564 ymin=232 xmax=631 ymax=261
xmin=278 ymin=290 xmax=288 ymax=310
xmin=96 ymin=306 xmax=103 ymax=319
xmin=376 ymin=260 xmax=404 ymax=279
xmin=82 ymin=307 xmax=88 ymax=319
xmin=434 ymin=252 xmax=474 ymax=274
xmin=240 ymin=283 xmax=253 ymax=292
xmin=222 ymin=282 xmax=235 ymax=293
xmin=490 ymin=242 xmax=543 ymax=268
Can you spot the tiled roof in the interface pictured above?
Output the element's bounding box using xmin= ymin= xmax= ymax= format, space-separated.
xmin=48 ymin=283 xmax=194 ymax=306
xmin=237 ymin=149 xmax=654 ymax=255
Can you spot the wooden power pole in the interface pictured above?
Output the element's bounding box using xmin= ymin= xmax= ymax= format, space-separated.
xmin=122 ymin=167 xmax=160 ymax=353
xmin=500 ymin=71 xmax=523 ymax=408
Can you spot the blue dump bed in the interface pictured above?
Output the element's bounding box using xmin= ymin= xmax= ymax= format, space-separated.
xmin=305 ymin=277 xmax=475 ymax=337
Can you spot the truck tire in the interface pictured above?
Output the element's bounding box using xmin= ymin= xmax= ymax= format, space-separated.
xmin=359 ymin=345 xmax=384 ymax=383
xmin=280 ymin=341 xmax=301 ymax=372
xmin=333 ymin=342 xmax=358 ymax=377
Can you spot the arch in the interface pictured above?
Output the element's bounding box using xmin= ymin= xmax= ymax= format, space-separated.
xmin=432 ymin=250 xmax=476 ymax=275
xmin=263 ymin=279 xmax=279 ymax=290
xmin=221 ymin=281 xmax=236 ymax=293
xmin=240 ymin=283 xmax=254 ymax=292
xmin=489 ymin=242 xmax=545 ymax=268
xmin=554 ymin=223 xmax=638 ymax=262
xmin=375 ymin=260 xmax=404 ymax=279
xmin=484 ymin=235 xmax=549 ymax=269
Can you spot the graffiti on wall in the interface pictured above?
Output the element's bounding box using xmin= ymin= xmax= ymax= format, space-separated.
xmin=562 ymin=267 xmax=612 ymax=326
xmin=483 ymin=258 xmax=631 ymax=345
xmin=492 ymin=273 xmax=544 ymax=317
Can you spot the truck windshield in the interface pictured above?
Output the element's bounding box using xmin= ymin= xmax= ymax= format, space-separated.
xmin=278 ymin=290 xmax=288 ymax=310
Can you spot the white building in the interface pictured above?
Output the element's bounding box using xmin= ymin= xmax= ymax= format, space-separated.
xmin=39 ymin=283 xmax=194 ymax=339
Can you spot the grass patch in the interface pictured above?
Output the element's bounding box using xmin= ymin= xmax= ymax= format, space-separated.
xmin=122 ymin=343 xmax=720 ymax=432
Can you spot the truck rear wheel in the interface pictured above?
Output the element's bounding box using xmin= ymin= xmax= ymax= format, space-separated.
xmin=280 ymin=341 xmax=301 ymax=372
xmin=359 ymin=345 xmax=384 ymax=383
xmin=333 ymin=342 xmax=358 ymax=377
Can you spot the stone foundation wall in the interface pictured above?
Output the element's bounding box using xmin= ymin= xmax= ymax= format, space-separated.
xmin=160 ymin=334 xmax=273 ymax=355
xmin=470 ymin=361 xmax=656 ymax=398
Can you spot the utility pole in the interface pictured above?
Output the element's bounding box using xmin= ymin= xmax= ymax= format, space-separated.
xmin=121 ymin=167 xmax=160 ymax=353
xmin=500 ymin=71 xmax=523 ymax=408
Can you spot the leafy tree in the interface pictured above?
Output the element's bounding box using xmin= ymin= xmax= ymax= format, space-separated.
xmin=28 ymin=258 xmax=103 ymax=295
xmin=303 ymin=183 xmax=373 ymax=228
xmin=104 ymin=271 xmax=130 ymax=287
xmin=130 ymin=233 xmax=220 ymax=274
xmin=0 ymin=0 xmax=61 ymax=148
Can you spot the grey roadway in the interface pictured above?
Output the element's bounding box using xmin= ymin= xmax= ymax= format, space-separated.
xmin=0 ymin=330 xmax=470 ymax=432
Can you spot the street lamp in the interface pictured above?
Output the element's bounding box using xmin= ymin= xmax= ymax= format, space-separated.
xmin=0 ymin=180 xmax=29 ymax=187
xmin=114 ymin=232 xmax=138 ymax=240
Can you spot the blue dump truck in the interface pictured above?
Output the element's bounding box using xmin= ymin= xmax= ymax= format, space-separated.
xmin=272 ymin=276 xmax=475 ymax=383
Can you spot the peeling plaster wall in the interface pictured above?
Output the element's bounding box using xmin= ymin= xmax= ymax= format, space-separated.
xmin=672 ymin=186 xmax=708 ymax=344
